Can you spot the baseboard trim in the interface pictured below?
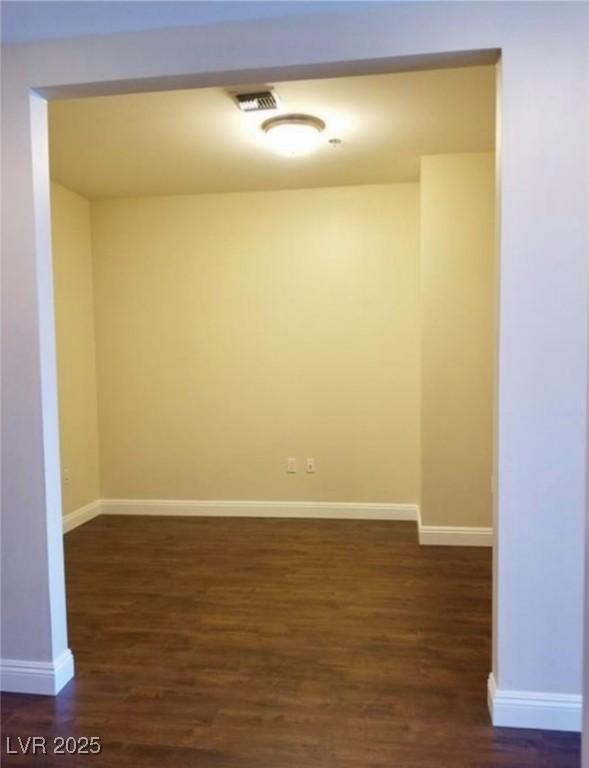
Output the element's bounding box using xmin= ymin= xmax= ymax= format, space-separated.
xmin=101 ymin=499 xmax=419 ymax=521
xmin=0 ymin=649 xmax=74 ymax=695
xmin=417 ymin=507 xmax=492 ymax=547
xmin=66 ymin=499 xmax=492 ymax=547
xmin=63 ymin=500 xmax=102 ymax=533
xmin=418 ymin=524 xmax=493 ymax=546
xmin=487 ymin=673 xmax=581 ymax=732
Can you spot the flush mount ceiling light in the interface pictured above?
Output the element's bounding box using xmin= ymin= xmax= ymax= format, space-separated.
xmin=261 ymin=114 xmax=326 ymax=157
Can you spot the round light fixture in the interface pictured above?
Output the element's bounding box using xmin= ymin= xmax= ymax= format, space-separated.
xmin=261 ymin=114 xmax=326 ymax=157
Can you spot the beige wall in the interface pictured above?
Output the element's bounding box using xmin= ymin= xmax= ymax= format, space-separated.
xmin=90 ymin=184 xmax=420 ymax=502
xmin=51 ymin=182 xmax=101 ymax=514
xmin=420 ymin=153 xmax=495 ymax=527
xmin=52 ymin=169 xmax=494 ymax=517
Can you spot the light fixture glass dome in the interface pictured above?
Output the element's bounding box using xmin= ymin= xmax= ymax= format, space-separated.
xmin=262 ymin=114 xmax=326 ymax=157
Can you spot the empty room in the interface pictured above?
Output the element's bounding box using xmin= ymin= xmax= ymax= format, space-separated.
xmin=3 ymin=65 xmax=548 ymax=765
xmin=2 ymin=4 xmax=588 ymax=768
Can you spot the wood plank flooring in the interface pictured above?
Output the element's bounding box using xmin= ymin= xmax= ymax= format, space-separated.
xmin=1 ymin=516 xmax=580 ymax=767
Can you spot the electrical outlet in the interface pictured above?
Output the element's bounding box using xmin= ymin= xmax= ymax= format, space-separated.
xmin=63 ymin=468 xmax=71 ymax=486
xmin=306 ymin=458 xmax=316 ymax=474
xmin=287 ymin=457 xmax=297 ymax=474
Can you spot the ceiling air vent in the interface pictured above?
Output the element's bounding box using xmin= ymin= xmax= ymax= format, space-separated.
xmin=233 ymin=90 xmax=278 ymax=113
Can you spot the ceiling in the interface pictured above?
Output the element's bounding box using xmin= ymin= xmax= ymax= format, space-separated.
xmin=1 ymin=1 xmax=367 ymax=44
xmin=49 ymin=65 xmax=495 ymax=199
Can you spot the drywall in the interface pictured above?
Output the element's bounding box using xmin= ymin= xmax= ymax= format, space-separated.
xmin=90 ymin=184 xmax=420 ymax=503
xmin=2 ymin=1 xmax=587 ymax=727
xmin=50 ymin=183 xmax=100 ymax=515
xmin=420 ymin=153 xmax=495 ymax=527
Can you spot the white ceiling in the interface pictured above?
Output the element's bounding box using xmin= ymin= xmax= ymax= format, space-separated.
xmin=1 ymin=1 xmax=370 ymax=44
xmin=49 ymin=65 xmax=495 ymax=199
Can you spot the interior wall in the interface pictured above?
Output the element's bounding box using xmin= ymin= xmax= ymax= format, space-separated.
xmin=90 ymin=183 xmax=420 ymax=503
xmin=420 ymin=153 xmax=495 ymax=527
xmin=50 ymin=182 xmax=100 ymax=514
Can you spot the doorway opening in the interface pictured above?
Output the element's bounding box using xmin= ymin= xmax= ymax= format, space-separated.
xmin=44 ymin=62 xmax=500 ymax=761
xmin=34 ymin=46 xmax=584 ymax=760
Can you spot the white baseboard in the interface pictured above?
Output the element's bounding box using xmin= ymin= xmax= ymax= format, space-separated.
xmin=487 ymin=673 xmax=581 ymax=732
xmin=417 ymin=507 xmax=492 ymax=547
xmin=67 ymin=499 xmax=492 ymax=547
xmin=418 ymin=524 xmax=493 ymax=546
xmin=101 ymin=499 xmax=419 ymax=521
xmin=1 ymin=649 xmax=74 ymax=695
xmin=62 ymin=499 xmax=102 ymax=533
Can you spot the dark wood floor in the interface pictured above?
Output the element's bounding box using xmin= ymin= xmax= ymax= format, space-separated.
xmin=2 ymin=516 xmax=580 ymax=767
